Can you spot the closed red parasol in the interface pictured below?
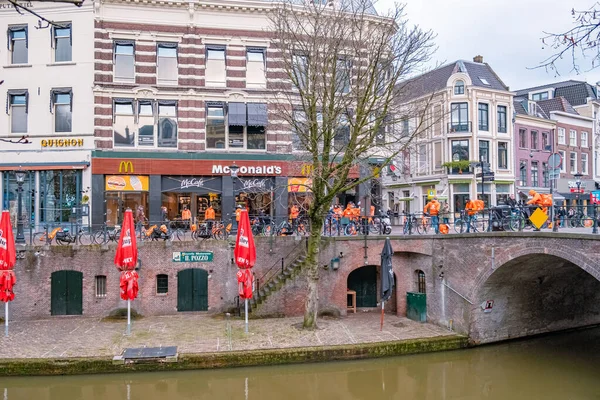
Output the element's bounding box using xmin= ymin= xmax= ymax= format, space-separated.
xmin=0 ymin=210 xmax=16 ymax=336
xmin=114 ymin=209 xmax=138 ymax=335
xmin=234 ymin=209 xmax=255 ymax=333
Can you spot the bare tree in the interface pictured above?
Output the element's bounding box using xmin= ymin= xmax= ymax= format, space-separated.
xmin=268 ymin=0 xmax=435 ymax=329
xmin=535 ymin=2 xmax=600 ymax=74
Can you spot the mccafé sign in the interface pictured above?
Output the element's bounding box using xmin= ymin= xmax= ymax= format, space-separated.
xmin=212 ymin=164 xmax=282 ymax=175
xmin=42 ymin=138 xmax=84 ymax=147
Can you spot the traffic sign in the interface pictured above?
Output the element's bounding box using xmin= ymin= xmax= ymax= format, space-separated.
xmin=529 ymin=208 xmax=548 ymax=230
xmin=476 ymin=172 xmax=495 ymax=178
xmin=548 ymin=153 xmax=562 ymax=169
xmin=482 ymin=177 xmax=495 ymax=182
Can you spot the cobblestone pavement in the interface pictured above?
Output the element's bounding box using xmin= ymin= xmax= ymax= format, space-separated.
xmin=0 ymin=312 xmax=453 ymax=359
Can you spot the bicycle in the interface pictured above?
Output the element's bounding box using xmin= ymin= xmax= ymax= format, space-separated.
xmin=402 ymin=214 xmax=416 ymax=235
xmin=454 ymin=211 xmax=486 ymax=233
xmin=33 ymin=226 xmax=94 ymax=246
xmin=94 ymin=224 xmax=121 ymax=245
xmin=416 ymin=214 xmax=431 ymax=235
xmin=140 ymin=224 xmax=177 ymax=241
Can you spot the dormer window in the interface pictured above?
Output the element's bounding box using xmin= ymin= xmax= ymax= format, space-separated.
xmin=478 ymin=77 xmax=490 ymax=85
xmin=531 ymin=92 xmax=549 ymax=101
xmin=454 ymin=80 xmax=465 ymax=95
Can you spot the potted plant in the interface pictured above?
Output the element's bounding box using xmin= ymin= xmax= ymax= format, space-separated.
xmin=441 ymin=160 xmax=475 ymax=174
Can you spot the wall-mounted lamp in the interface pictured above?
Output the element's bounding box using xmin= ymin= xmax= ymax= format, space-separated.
xmin=330 ymin=257 xmax=341 ymax=271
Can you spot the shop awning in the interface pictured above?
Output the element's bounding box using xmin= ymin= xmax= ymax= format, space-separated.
xmin=0 ymin=162 xmax=89 ymax=171
xmin=247 ymin=103 xmax=268 ymax=127
xmin=228 ymin=102 xmax=246 ymax=126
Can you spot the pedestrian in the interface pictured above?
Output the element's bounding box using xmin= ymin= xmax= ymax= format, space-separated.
xmin=423 ymin=196 xmax=440 ymax=234
xmin=181 ymin=206 xmax=191 ymax=229
xmin=160 ymin=205 xmax=168 ymax=222
xmin=441 ymin=201 xmax=450 ymax=224
xmin=465 ymin=198 xmax=477 ymax=233
xmin=205 ymin=203 xmax=215 ymax=231
xmin=506 ymin=194 xmax=517 ymax=208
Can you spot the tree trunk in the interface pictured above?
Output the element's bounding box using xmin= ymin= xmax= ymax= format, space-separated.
xmin=303 ymin=213 xmax=324 ymax=329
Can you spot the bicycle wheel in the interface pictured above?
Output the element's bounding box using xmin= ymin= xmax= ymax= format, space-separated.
xmin=263 ymin=223 xmax=275 ymax=236
xmin=33 ymin=232 xmax=49 ymax=245
xmin=454 ymin=219 xmax=465 ymax=233
xmin=473 ymin=218 xmax=486 ymax=233
xmin=582 ymin=216 xmax=594 ymax=228
xmin=78 ymin=231 xmax=93 ymax=245
xmin=56 ymin=237 xmax=69 ymax=246
xmin=94 ymin=231 xmax=108 ymax=245
xmin=416 ymin=221 xmax=429 ymax=235
xmin=344 ymin=223 xmax=357 ymax=236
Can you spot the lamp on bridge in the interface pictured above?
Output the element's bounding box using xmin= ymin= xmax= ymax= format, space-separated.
xmin=229 ymin=163 xmax=240 ymax=237
xmin=574 ymin=172 xmax=583 ymax=202
xmin=14 ymin=169 xmax=27 ymax=245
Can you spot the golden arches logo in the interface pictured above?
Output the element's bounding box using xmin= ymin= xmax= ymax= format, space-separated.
xmin=119 ymin=161 xmax=134 ymax=174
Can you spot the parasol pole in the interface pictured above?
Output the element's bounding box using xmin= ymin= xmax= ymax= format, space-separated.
xmin=380 ymin=300 xmax=385 ymax=331
xmin=127 ymin=299 xmax=131 ymax=335
xmin=244 ymin=299 xmax=248 ymax=333
xmin=4 ymin=301 xmax=8 ymax=337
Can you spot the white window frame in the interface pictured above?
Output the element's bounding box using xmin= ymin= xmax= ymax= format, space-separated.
xmin=569 ymin=129 xmax=577 ymax=146
xmin=531 ymin=91 xmax=549 ymax=101
xmin=53 ymin=91 xmax=72 ymax=133
xmin=559 ymin=150 xmax=566 ymax=172
xmin=581 ymin=131 xmax=588 ymax=148
xmin=52 ymin=23 xmax=72 ymax=63
xmin=157 ymin=43 xmax=178 ymax=85
xmin=114 ymin=41 xmax=135 ymax=83
xmin=498 ymin=141 xmax=508 ymax=169
xmin=454 ymin=80 xmax=465 ymax=95
xmin=8 ymin=26 xmax=28 ymax=65
xmin=9 ymin=92 xmax=28 ymax=134
xmin=570 ymin=152 xmax=577 ymax=174
xmin=558 ymin=128 xmax=566 ymax=145
xmin=206 ymin=46 xmax=226 ymax=87
xmin=246 ymin=48 xmax=266 ymax=89
xmin=582 ymin=153 xmax=589 ymax=175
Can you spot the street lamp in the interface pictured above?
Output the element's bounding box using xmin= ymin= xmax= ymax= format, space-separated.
xmin=14 ymin=169 xmax=27 ymax=245
xmin=229 ymin=163 xmax=240 ymax=236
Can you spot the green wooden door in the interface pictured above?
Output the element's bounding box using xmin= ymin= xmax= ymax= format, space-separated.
xmin=177 ymin=269 xmax=208 ymax=312
xmin=51 ymin=270 xmax=83 ymax=315
xmin=347 ymin=266 xmax=377 ymax=307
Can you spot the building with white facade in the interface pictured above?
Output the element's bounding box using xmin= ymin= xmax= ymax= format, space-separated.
xmin=0 ymin=1 xmax=94 ymax=230
xmin=383 ymin=56 xmax=515 ymax=216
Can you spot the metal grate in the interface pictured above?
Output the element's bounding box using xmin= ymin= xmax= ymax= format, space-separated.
xmin=95 ymin=275 xmax=107 ymax=298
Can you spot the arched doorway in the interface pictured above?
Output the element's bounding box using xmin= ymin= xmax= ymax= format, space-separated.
xmin=177 ymin=268 xmax=208 ymax=312
xmin=51 ymin=270 xmax=83 ymax=315
xmin=347 ymin=265 xmax=378 ymax=307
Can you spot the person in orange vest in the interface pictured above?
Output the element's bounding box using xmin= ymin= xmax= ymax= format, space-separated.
xmin=423 ymin=196 xmax=441 ymax=234
xmin=181 ymin=206 xmax=191 ymax=229
xmin=527 ymin=189 xmax=546 ymax=230
xmin=235 ymin=205 xmax=242 ymax=222
xmin=290 ymin=204 xmax=300 ymax=230
xmin=352 ymin=201 xmax=361 ymax=222
xmin=465 ymin=198 xmax=477 ymax=233
xmin=205 ymin=204 xmax=216 ymax=231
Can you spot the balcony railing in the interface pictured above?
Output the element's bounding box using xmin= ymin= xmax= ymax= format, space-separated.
xmin=447 ymin=121 xmax=472 ymax=133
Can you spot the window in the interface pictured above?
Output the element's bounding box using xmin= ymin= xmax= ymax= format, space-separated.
xmin=479 ymin=77 xmax=490 ymax=85
xmin=206 ymin=46 xmax=226 ymax=86
xmin=52 ymin=24 xmax=72 ymax=62
xmin=479 ymin=140 xmax=489 ymax=164
xmin=113 ymin=99 xmax=178 ymax=148
xmin=433 ymin=105 xmax=441 ymax=136
xmin=114 ymin=41 xmax=135 ymax=82
xmin=530 ymin=130 xmax=538 ymax=150
xmin=156 ymin=274 xmax=168 ymax=294
xmin=454 ymin=80 xmax=464 ymax=95
xmin=292 ymin=109 xmax=306 ymax=151
xmin=531 ymin=92 xmax=549 ymax=101
xmin=334 ymin=114 xmax=350 ymax=150
xmin=8 ymin=90 xmax=28 ymax=134
xmin=519 ymin=128 xmax=527 ymax=148
xmin=8 ymin=25 xmax=28 ymax=64
xmin=558 ymin=128 xmax=566 ymax=145
xmin=569 ymin=129 xmax=577 ymax=146
xmin=158 ymin=101 xmax=177 ymax=148
xmin=450 ymin=103 xmax=469 ymax=132
xmin=582 ymin=153 xmax=588 ymax=175
xmin=39 ymin=170 xmax=82 ymax=223
xmin=95 ymin=275 xmax=107 ymax=298
xmin=138 ymin=100 xmax=155 ymax=146
xmin=401 ymin=117 xmax=409 ymax=136
xmin=581 ymin=131 xmax=588 ymax=148
xmin=519 ymin=160 xmax=528 ymax=186
xmin=206 ymin=103 xmax=226 ymax=148
xmin=433 ymin=141 xmax=442 ymax=169
xmin=113 ymin=99 xmax=135 ymax=147
xmin=336 ymin=58 xmax=351 ymax=93
xmin=570 ymin=152 xmax=577 ymax=174
xmin=559 ymin=150 xmax=566 ymax=172
xmin=531 ymin=161 xmax=538 ymax=187
xmin=451 ymin=140 xmax=469 ymax=173
xmin=246 ymin=48 xmax=266 ymax=88
xmin=497 ymin=105 xmax=507 ymax=133
xmin=542 ymin=163 xmax=549 ymax=187
xmin=293 ymin=54 xmax=308 ymax=90
xmin=542 ymin=132 xmax=550 ymax=150
xmin=498 ymin=142 xmax=508 ymax=169
xmin=478 ymin=103 xmax=488 ymax=131
xmin=51 ymin=89 xmax=72 ymax=133
xmin=418 ymin=144 xmax=427 ymax=173
xmin=157 ymin=43 xmax=178 ymax=84
xmin=416 ymin=270 xmax=426 ymax=294
xmin=206 ymin=102 xmax=267 ymax=150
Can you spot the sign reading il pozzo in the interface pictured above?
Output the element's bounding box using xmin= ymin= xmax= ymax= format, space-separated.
xmin=172 ymin=251 xmax=214 ymax=262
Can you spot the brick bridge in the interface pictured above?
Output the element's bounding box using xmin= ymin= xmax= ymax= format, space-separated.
xmin=11 ymin=232 xmax=600 ymax=344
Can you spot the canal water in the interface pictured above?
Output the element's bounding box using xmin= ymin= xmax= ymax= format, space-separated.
xmin=3 ymin=327 xmax=600 ymax=399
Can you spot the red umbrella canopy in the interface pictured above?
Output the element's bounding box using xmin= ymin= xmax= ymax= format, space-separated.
xmin=0 ymin=211 xmax=16 ymax=302
xmin=0 ymin=211 xmax=16 ymax=271
xmin=114 ymin=209 xmax=138 ymax=271
xmin=234 ymin=209 xmax=256 ymax=269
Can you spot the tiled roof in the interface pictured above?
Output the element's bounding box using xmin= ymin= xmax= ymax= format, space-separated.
xmin=513 ymin=100 xmax=549 ymax=119
xmin=398 ymin=60 xmax=509 ymax=101
xmin=515 ymin=80 xmax=597 ymax=106
xmin=535 ymin=96 xmax=579 ymax=116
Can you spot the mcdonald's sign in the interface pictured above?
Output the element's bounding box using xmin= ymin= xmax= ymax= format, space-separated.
xmin=119 ymin=161 xmax=134 ymax=174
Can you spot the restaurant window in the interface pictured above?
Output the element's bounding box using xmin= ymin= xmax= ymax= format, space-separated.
xmin=582 ymin=153 xmax=589 ymax=175
xmin=246 ymin=48 xmax=266 ymax=88
xmin=519 ymin=128 xmax=527 ymax=148
xmin=114 ymin=41 xmax=135 ymax=82
xmin=542 ymin=132 xmax=550 ymax=150
xmin=157 ymin=43 xmax=178 ymax=85
xmin=52 ymin=23 xmax=72 ymax=62
xmin=519 ymin=160 xmax=527 ymax=186
xmin=453 ymin=183 xmax=470 ymax=214
xmin=454 ymin=80 xmax=464 ymax=95
xmin=416 ymin=270 xmax=426 ymax=293
xmin=158 ymin=101 xmax=178 ymax=148
xmin=95 ymin=275 xmax=107 ymax=298
xmin=8 ymin=90 xmax=28 ymax=134
xmin=530 ymin=130 xmax=538 ymax=150
xmin=39 ymin=169 xmax=82 ymax=223
xmin=558 ymin=128 xmax=566 ymax=145
xmin=497 ymin=105 xmax=507 ymax=133
xmin=570 ymin=129 xmax=577 ymax=146
xmin=479 ymin=140 xmax=489 ymax=164
xmin=156 ymin=274 xmax=168 ymax=294
xmin=570 ymin=152 xmax=577 ymax=174
xmin=450 ymin=103 xmax=469 ymax=132
xmin=292 ymin=54 xmax=308 ymax=90
xmin=581 ymin=131 xmax=589 ymax=147
xmin=2 ymin=171 xmax=34 ymax=228
xmin=478 ymin=103 xmax=488 ymax=131
xmin=51 ymin=89 xmax=73 ymax=133
xmin=498 ymin=142 xmax=508 ymax=169
xmin=206 ymin=46 xmax=226 ymax=86
xmin=8 ymin=25 xmax=28 ymax=64
xmin=531 ymin=161 xmax=538 ymax=187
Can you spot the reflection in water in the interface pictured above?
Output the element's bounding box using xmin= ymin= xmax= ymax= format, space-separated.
xmin=3 ymin=327 xmax=600 ymax=399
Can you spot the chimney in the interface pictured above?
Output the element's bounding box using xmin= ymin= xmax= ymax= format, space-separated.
xmin=473 ymin=55 xmax=484 ymax=63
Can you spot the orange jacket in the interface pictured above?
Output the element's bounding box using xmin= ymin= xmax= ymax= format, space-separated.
xmin=527 ymin=192 xmax=542 ymax=206
xmin=235 ymin=208 xmax=242 ymax=221
xmin=475 ymin=199 xmax=485 ymax=211
xmin=465 ymin=200 xmax=477 ymax=216
xmin=205 ymin=207 xmax=215 ymax=220
xmin=334 ymin=208 xmax=343 ymax=218
xmin=423 ymin=200 xmax=440 ymax=216
xmin=343 ymin=207 xmax=354 ymax=218
xmin=351 ymin=207 xmax=361 ymax=217
xmin=370 ymin=206 xmax=375 ymax=217
xmin=290 ymin=205 xmax=299 ymax=219
xmin=182 ymin=209 xmax=191 ymax=220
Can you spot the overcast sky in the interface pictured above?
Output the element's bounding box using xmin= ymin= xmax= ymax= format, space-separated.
xmin=376 ymin=0 xmax=600 ymax=91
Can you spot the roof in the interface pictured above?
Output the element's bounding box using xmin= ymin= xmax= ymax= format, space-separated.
xmin=515 ymin=80 xmax=597 ymax=106
xmin=535 ymin=97 xmax=579 ymax=116
xmin=398 ymin=60 xmax=509 ymax=101
xmin=273 ymin=0 xmax=378 ymax=15
xmin=513 ymin=100 xmax=549 ymax=119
